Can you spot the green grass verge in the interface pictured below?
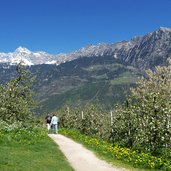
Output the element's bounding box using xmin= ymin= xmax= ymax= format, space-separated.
xmin=0 ymin=132 xmax=73 ymax=171
xmin=59 ymin=129 xmax=170 ymax=171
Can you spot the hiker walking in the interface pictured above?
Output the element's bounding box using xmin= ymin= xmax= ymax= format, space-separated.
xmin=45 ymin=114 xmax=52 ymax=133
xmin=51 ymin=113 xmax=58 ymax=134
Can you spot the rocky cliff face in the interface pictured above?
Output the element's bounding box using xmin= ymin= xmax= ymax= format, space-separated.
xmin=0 ymin=27 xmax=171 ymax=70
xmin=56 ymin=27 xmax=171 ymax=69
xmin=124 ymin=27 xmax=171 ymax=69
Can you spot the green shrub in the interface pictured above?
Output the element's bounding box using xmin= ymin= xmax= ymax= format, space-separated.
xmin=0 ymin=121 xmax=46 ymax=145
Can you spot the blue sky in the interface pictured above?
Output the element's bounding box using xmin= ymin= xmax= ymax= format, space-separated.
xmin=0 ymin=0 xmax=171 ymax=54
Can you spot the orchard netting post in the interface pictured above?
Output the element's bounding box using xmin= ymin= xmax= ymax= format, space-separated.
xmin=110 ymin=110 xmax=113 ymax=126
xmin=81 ymin=111 xmax=84 ymax=119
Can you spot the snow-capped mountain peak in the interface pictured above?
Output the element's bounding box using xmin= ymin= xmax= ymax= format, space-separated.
xmin=0 ymin=47 xmax=56 ymax=65
xmin=0 ymin=27 xmax=171 ymax=67
xmin=14 ymin=46 xmax=31 ymax=54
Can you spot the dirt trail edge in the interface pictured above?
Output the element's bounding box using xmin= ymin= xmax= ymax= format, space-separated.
xmin=49 ymin=134 xmax=129 ymax=171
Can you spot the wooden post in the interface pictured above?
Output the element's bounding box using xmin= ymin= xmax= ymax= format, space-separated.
xmin=81 ymin=111 xmax=84 ymax=119
xmin=67 ymin=107 xmax=69 ymax=115
xmin=110 ymin=110 xmax=113 ymax=126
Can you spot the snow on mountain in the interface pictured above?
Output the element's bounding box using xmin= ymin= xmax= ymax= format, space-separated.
xmin=0 ymin=27 xmax=171 ymax=67
xmin=0 ymin=47 xmax=56 ymax=65
xmin=14 ymin=47 xmax=31 ymax=54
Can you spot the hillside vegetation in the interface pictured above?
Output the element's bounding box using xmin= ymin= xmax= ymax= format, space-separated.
xmin=34 ymin=59 xmax=140 ymax=113
xmin=57 ymin=63 xmax=171 ymax=171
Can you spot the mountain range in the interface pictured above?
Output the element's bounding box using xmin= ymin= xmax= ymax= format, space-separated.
xmin=1 ymin=27 xmax=171 ymax=68
xmin=0 ymin=27 xmax=171 ymax=114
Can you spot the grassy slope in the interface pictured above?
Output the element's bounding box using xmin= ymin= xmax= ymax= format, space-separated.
xmin=0 ymin=136 xmax=73 ymax=171
xmin=37 ymin=82 xmax=132 ymax=114
xmin=38 ymin=81 xmax=136 ymax=114
xmin=34 ymin=62 xmax=140 ymax=114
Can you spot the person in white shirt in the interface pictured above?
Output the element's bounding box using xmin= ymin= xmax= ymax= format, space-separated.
xmin=51 ymin=113 xmax=58 ymax=134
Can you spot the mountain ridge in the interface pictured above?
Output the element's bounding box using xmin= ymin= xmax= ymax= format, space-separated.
xmin=0 ymin=27 xmax=171 ymax=69
xmin=1 ymin=27 xmax=171 ymax=113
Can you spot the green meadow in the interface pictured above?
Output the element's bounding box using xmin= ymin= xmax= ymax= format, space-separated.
xmin=0 ymin=127 xmax=73 ymax=171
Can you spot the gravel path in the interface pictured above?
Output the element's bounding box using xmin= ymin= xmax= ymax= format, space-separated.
xmin=49 ymin=134 xmax=129 ymax=171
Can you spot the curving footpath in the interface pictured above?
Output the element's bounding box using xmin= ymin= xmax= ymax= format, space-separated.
xmin=49 ymin=134 xmax=129 ymax=171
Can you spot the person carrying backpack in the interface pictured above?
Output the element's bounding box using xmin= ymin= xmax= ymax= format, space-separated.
xmin=45 ymin=114 xmax=52 ymax=133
